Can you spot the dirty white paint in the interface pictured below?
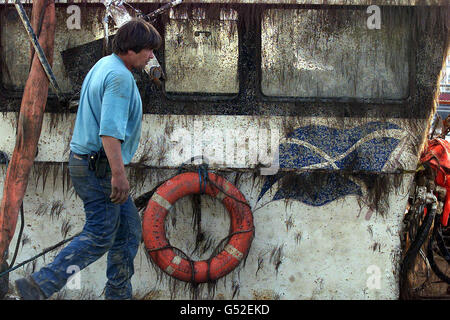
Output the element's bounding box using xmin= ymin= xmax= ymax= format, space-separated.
xmin=3 ymin=168 xmax=412 ymax=300
xmin=0 ymin=113 xmax=419 ymax=299
xmin=0 ymin=113 xmax=418 ymax=169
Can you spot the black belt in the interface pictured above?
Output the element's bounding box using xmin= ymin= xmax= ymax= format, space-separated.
xmin=72 ymin=148 xmax=110 ymax=178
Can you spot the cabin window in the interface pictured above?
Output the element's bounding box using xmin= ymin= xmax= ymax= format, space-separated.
xmin=0 ymin=7 xmax=105 ymax=94
xmin=260 ymin=9 xmax=410 ymax=100
xmin=164 ymin=7 xmax=239 ymax=95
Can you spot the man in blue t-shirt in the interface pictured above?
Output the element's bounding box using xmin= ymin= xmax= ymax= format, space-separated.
xmin=15 ymin=19 xmax=161 ymax=300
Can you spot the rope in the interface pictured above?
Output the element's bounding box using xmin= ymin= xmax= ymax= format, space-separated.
xmin=146 ymin=228 xmax=254 ymax=284
xmin=147 ymin=242 xmax=197 ymax=284
xmin=0 ymin=151 xmax=78 ymax=279
xmin=14 ymin=0 xmax=65 ymax=104
xmin=28 ymin=0 xmax=49 ymax=73
xmin=180 ymin=156 xmax=252 ymax=209
xmin=9 ymin=204 xmax=25 ymax=268
xmin=208 ymin=178 xmax=252 ymax=209
xmin=198 ymin=163 xmax=208 ymax=194
xmin=0 ymin=232 xmax=80 ymax=279
xmin=0 ymin=151 xmax=25 ymax=272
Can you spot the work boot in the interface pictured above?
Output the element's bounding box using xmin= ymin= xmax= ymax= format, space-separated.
xmin=15 ymin=276 xmax=46 ymax=300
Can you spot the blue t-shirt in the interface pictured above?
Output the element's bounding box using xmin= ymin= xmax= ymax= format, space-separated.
xmin=70 ymin=54 xmax=142 ymax=165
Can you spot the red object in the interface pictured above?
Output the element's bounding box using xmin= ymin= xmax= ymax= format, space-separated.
xmin=0 ymin=0 xmax=55 ymax=263
xmin=142 ymin=172 xmax=254 ymax=283
xmin=420 ymin=138 xmax=450 ymax=226
xmin=439 ymin=92 xmax=450 ymax=105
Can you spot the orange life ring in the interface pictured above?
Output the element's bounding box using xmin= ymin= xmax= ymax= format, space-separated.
xmin=142 ymin=172 xmax=254 ymax=283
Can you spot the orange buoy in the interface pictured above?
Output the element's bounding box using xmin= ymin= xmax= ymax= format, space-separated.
xmin=142 ymin=172 xmax=254 ymax=283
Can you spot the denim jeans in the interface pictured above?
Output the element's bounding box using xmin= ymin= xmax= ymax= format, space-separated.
xmin=31 ymin=151 xmax=142 ymax=299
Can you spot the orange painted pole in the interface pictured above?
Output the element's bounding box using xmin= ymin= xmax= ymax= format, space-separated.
xmin=0 ymin=0 xmax=55 ymax=264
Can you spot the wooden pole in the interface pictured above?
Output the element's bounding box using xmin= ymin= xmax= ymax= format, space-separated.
xmin=0 ymin=0 xmax=56 ymax=265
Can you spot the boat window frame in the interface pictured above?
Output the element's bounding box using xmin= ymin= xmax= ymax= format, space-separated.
xmin=160 ymin=5 xmax=242 ymax=102
xmin=255 ymin=5 xmax=415 ymax=105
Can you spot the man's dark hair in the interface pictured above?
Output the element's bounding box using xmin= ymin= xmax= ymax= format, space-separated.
xmin=112 ymin=19 xmax=162 ymax=55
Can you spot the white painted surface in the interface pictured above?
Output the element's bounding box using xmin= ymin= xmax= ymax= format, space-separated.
xmin=0 ymin=113 xmax=418 ymax=299
xmin=0 ymin=113 xmax=418 ymax=169
xmin=1 ymin=165 xmax=412 ymax=299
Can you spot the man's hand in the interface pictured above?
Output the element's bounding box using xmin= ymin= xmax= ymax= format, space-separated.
xmin=110 ymin=171 xmax=130 ymax=204
xmin=101 ymin=136 xmax=129 ymax=205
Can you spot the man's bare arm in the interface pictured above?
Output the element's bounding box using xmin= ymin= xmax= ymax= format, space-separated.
xmin=101 ymin=136 xmax=129 ymax=204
